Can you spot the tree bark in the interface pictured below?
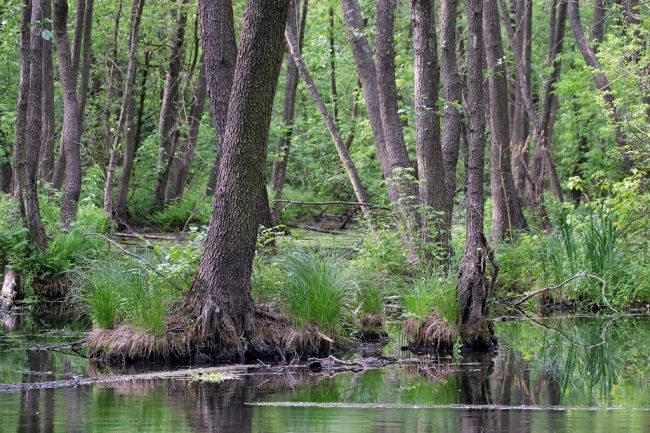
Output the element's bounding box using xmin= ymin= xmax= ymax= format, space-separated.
xmin=184 ymin=0 xmax=290 ymax=360
xmin=439 ymin=0 xmax=463 ymax=233
xmin=592 ymin=0 xmax=605 ymax=45
xmin=103 ymin=0 xmax=145 ymax=218
xmin=77 ymin=0 xmax=95 ymax=126
xmin=101 ymin=0 xmax=124 ymax=154
xmin=328 ymin=6 xmax=339 ymax=123
xmin=483 ymin=0 xmax=527 ymax=242
xmin=53 ymin=0 xmax=84 ymax=228
xmin=284 ymin=25 xmax=375 ymax=223
xmin=568 ymin=0 xmax=631 ymax=169
xmin=457 ymin=0 xmax=496 ymax=351
xmin=153 ymin=0 xmax=189 ymax=206
xmin=201 ymin=0 xmax=237 ymax=195
xmin=270 ymin=0 xmax=308 ymax=224
xmin=409 ymin=0 xmax=450 ymax=259
xmin=39 ymin=0 xmax=56 ymax=182
xmin=19 ymin=0 xmax=49 ymax=250
xmin=13 ymin=0 xmax=32 ymax=199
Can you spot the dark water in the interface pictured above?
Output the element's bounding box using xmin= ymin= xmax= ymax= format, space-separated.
xmin=0 ymin=314 xmax=648 ymax=432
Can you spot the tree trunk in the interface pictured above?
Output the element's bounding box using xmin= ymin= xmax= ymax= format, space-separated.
xmin=284 ymin=25 xmax=375 ymax=223
xmin=375 ymin=0 xmax=420 ymax=263
xmin=53 ymin=0 xmax=84 ymax=228
xmin=270 ymin=0 xmax=308 ymax=224
xmin=457 ymin=0 xmax=496 ymax=351
xmin=153 ymin=0 xmax=189 ymax=206
xmin=483 ymin=0 xmax=527 ymax=242
xmin=184 ymin=0 xmax=290 ymax=360
xmin=592 ymin=0 xmax=605 ymax=45
xmin=439 ymin=0 xmax=463 ymax=235
xmin=568 ymin=0 xmax=631 ymax=169
xmin=409 ymin=0 xmax=450 ymax=259
xmin=101 ymin=0 xmax=124 ymax=154
xmin=328 ymin=6 xmax=339 ymax=123
xmin=19 ymin=0 xmax=48 ymax=251
xmin=103 ymin=0 xmax=145 ymax=218
xmin=13 ymin=0 xmax=32 ymax=200
xmin=201 ymin=0 xmax=237 ymax=196
xmin=115 ymin=49 xmax=151 ymax=220
xmin=167 ymin=63 xmax=207 ymax=201
xmin=77 ymin=0 xmax=95 ymax=126
xmin=39 ymin=0 xmax=56 ymax=182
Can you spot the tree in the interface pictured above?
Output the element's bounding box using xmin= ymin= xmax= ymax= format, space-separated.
xmin=184 ymin=0 xmax=290 ymax=360
xmin=53 ymin=0 xmax=83 ymax=228
xmin=409 ymin=0 xmax=450 ymax=258
xmin=201 ymin=0 xmax=237 ymax=196
xmin=39 ymin=0 xmax=55 ymax=182
xmin=104 ymin=0 xmax=146 ymax=219
xmin=483 ymin=0 xmax=527 ymax=242
xmin=457 ymin=0 xmax=497 ymax=350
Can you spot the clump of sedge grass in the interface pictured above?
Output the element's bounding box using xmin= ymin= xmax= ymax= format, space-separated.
xmin=279 ymin=251 xmax=353 ymax=337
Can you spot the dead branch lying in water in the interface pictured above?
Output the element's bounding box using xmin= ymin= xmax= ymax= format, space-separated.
xmin=272 ymin=199 xmax=391 ymax=210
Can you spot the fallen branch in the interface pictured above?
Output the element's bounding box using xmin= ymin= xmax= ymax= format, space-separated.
xmin=114 ymin=232 xmax=184 ymax=241
xmin=272 ymin=199 xmax=390 ymax=210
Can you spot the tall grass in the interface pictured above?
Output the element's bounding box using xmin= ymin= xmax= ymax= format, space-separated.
xmin=279 ymin=251 xmax=353 ymax=335
xmin=403 ymin=275 xmax=459 ymax=327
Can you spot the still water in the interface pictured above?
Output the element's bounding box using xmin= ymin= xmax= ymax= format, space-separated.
xmin=0 ymin=313 xmax=648 ymax=432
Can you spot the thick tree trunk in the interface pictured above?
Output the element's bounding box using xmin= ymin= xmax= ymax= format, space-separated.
xmin=184 ymin=0 xmax=290 ymax=360
xmin=439 ymin=0 xmax=463 ymax=233
xmin=153 ymin=0 xmax=189 ymax=206
xmin=483 ymin=0 xmax=527 ymax=242
xmin=409 ymin=0 xmax=450 ymax=259
xmin=284 ymin=25 xmax=375 ymax=223
xmin=167 ymin=64 xmax=207 ymax=201
xmin=375 ymin=0 xmax=420 ymax=263
xmin=39 ymin=0 xmax=56 ymax=183
xmin=568 ymin=0 xmax=631 ymax=169
xmin=116 ymin=49 xmax=151 ymax=218
xmin=270 ymin=0 xmax=308 ymax=224
xmin=103 ymin=0 xmax=145 ymax=218
xmin=201 ymin=0 xmax=237 ymax=196
xmin=19 ymin=0 xmax=48 ymax=250
xmin=457 ymin=0 xmax=496 ymax=351
xmin=13 ymin=0 xmax=32 ymax=199
xmin=53 ymin=0 xmax=83 ymax=228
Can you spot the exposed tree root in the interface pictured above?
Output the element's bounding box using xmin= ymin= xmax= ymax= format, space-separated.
xmin=357 ymin=313 xmax=388 ymax=342
xmin=402 ymin=314 xmax=458 ymax=353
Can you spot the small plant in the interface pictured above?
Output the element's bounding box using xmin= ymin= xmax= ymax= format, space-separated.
xmin=279 ymin=251 xmax=353 ymax=336
xmin=403 ymin=275 xmax=459 ymax=327
xmin=88 ymin=284 xmax=120 ymax=329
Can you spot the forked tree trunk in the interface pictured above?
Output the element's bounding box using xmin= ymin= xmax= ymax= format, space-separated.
xmin=153 ymin=0 xmax=189 ymax=206
xmin=53 ymin=0 xmax=83 ymax=228
xmin=439 ymin=0 xmax=463 ymax=234
xmin=184 ymin=0 xmax=290 ymax=360
xmin=201 ymin=0 xmax=237 ymax=195
xmin=284 ymin=25 xmax=375 ymax=224
xmin=409 ymin=0 xmax=450 ymax=259
xmin=483 ymin=0 xmax=527 ymax=242
xmin=270 ymin=0 xmax=308 ymax=224
xmin=19 ymin=0 xmax=48 ymax=251
xmin=39 ymin=0 xmax=56 ymax=182
xmin=103 ymin=0 xmax=145 ymax=218
xmin=457 ymin=0 xmax=496 ymax=351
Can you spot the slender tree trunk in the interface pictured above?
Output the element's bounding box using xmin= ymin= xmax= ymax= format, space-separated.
xmin=53 ymin=0 xmax=83 ymax=228
xmin=409 ymin=0 xmax=450 ymax=258
xmin=77 ymin=0 xmax=95 ymax=126
xmin=115 ymin=49 xmax=151 ymax=219
xmin=19 ymin=0 xmax=48 ymax=250
xmin=201 ymin=0 xmax=237 ymax=195
xmin=457 ymin=0 xmax=496 ymax=351
xmin=439 ymin=0 xmax=463 ymax=234
xmin=103 ymin=0 xmax=145 ymax=218
xmin=483 ymin=0 xmax=527 ymax=242
xmin=70 ymin=0 xmax=85 ymax=80
xmin=568 ymin=0 xmax=631 ymax=169
xmin=184 ymin=0 xmax=290 ymax=360
xmin=270 ymin=0 xmax=308 ymax=224
xmin=101 ymin=0 xmax=124 ymax=154
xmin=592 ymin=0 xmax=605 ymax=45
xmin=328 ymin=6 xmax=339 ymax=123
xmin=154 ymin=0 xmax=189 ymax=206
xmin=285 ymin=25 xmax=375 ymax=223
xmin=167 ymin=64 xmax=207 ymax=201
xmin=39 ymin=0 xmax=56 ymax=182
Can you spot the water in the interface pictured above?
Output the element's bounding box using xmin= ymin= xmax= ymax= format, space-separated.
xmin=0 ymin=313 xmax=648 ymax=432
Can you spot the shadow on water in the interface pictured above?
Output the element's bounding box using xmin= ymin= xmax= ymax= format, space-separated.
xmin=0 ymin=314 xmax=649 ymax=432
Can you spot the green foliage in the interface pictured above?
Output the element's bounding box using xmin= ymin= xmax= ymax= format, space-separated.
xmin=279 ymin=251 xmax=353 ymax=335
xmin=357 ymin=284 xmax=384 ymax=316
xmin=150 ymin=189 xmax=211 ymax=229
xmin=402 ymin=275 xmax=459 ymax=327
